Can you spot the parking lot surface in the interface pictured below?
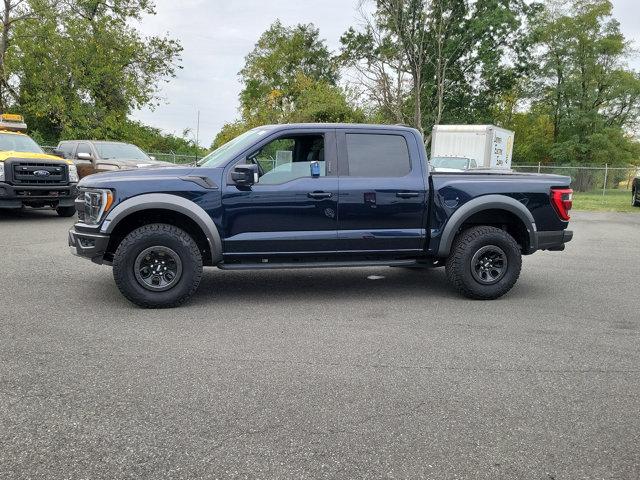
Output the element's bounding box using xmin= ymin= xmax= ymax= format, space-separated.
xmin=1 ymin=210 xmax=639 ymax=479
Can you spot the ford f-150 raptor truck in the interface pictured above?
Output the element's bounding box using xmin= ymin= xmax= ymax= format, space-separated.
xmin=0 ymin=114 xmax=78 ymax=216
xmin=68 ymin=124 xmax=573 ymax=308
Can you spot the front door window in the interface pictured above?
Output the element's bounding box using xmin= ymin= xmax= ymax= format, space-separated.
xmin=251 ymin=134 xmax=326 ymax=185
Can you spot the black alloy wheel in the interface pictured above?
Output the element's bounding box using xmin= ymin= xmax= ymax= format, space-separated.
xmin=470 ymin=245 xmax=508 ymax=285
xmin=134 ymin=246 xmax=183 ymax=292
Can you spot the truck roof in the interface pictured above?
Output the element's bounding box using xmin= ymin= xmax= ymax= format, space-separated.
xmin=59 ymin=140 xmax=133 ymax=145
xmin=261 ymin=123 xmax=421 ymax=133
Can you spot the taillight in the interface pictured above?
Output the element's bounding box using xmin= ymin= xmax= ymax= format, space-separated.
xmin=551 ymin=188 xmax=573 ymax=221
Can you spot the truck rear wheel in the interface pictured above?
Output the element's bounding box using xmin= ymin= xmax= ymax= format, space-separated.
xmin=113 ymin=223 xmax=203 ymax=308
xmin=445 ymin=226 xmax=522 ymax=300
xmin=632 ymin=188 xmax=640 ymax=207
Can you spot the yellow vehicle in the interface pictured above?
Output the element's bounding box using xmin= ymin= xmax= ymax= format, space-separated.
xmin=0 ymin=114 xmax=78 ymax=216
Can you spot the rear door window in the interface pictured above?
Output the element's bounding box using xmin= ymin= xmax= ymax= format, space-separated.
xmin=345 ymin=134 xmax=411 ymax=177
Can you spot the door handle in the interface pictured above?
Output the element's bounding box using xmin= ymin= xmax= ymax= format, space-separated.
xmin=396 ymin=192 xmax=420 ymax=198
xmin=308 ymin=191 xmax=332 ymax=199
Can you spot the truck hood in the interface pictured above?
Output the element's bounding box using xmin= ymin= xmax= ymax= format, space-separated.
xmin=0 ymin=150 xmax=72 ymax=164
xmin=108 ymin=158 xmax=175 ymax=168
xmin=77 ymin=165 xmax=205 ymax=188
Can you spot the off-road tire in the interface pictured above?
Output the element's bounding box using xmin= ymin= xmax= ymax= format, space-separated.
xmin=632 ymin=188 xmax=640 ymax=207
xmin=113 ymin=223 xmax=203 ymax=308
xmin=56 ymin=206 xmax=76 ymax=217
xmin=445 ymin=226 xmax=522 ymax=300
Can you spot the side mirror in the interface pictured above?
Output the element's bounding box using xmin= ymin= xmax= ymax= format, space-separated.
xmin=232 ymin=164 xmax=259 ymax=186
xmin=77 ymin=152 xmax=93 ymax=161
xmin=149 ymin=156 xmax=156 ymax=161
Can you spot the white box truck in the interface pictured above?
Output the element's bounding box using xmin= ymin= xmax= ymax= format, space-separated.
xmin=430 ymin=125 xmax=514 ymax=170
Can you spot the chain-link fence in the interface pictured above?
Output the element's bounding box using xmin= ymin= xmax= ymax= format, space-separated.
xmin=512 ymin=164 xmax=639 ymax=194
xmin=146 ymin=152 xmax=199 ymax=164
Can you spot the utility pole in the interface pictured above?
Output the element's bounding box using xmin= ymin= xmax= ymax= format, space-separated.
xmin=195 ymin=110 xmax=200 ymax=162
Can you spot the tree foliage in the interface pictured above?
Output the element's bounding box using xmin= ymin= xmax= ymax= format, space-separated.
xmin=238 ymin=21 xmax=338 ymax=122
xmin=522 ymin=0 xmax=640 ymax=166
xmin=1 ymin=0 xmax=190 ymax=151
xmin=337 ymin=0 xmax=640 ymax=166
xmin=0 ymin=0 xmax=636 ymax=166
xmin=213 ymin=21 xmax=364 ymax=148
xmin=340 ymin=0 xmax=537 ymax=141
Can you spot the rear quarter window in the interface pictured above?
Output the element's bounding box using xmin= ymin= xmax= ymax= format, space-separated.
xmin=345 ymin=133 xmax=411 ymax=177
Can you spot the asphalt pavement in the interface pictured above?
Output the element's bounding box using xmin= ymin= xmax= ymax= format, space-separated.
xmin=1 ymin=209 xmax=639 ymax=479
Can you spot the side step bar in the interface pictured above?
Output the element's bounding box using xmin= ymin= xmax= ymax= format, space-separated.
xmin=218 ymin=259 xmax=418 ymax=270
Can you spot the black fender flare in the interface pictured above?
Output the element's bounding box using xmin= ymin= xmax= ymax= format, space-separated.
xmin=99 ymin=193 xmax=222 ymax=263
xmin=437 ymin=194 xmax=537 ymax=257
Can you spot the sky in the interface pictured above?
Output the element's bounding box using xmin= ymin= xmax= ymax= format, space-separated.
xmin=132 ymin=0 xmax=640 ymax=148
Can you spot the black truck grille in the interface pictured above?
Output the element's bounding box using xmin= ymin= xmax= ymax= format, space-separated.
xmin=11 ymin=162 xmax=68 ymax=185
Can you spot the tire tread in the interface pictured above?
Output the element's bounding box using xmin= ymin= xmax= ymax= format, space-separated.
xmin=113 ymin=223 xmax=202 ymax=308
xmin=445 ymin=225 xmax=521 ymax=300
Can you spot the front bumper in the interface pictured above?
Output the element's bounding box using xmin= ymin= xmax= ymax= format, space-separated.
xmin=0 ymin=182 xmax=77 ymax=208
xmin=535 ymin=229 xmax=573 ymax=252
xmin=68 ymin=227 xmax=110 ymax=264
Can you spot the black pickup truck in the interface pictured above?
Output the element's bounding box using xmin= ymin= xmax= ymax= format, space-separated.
xmin=68 ymin=124 xmax=573 ymax=308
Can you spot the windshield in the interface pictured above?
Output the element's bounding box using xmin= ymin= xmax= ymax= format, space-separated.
xmin=94 ymin=143 xmax=150 ymax=161
xmin=0 ymin=133 xmax=44 ymax=154
xmin=431 ymin=157 xmax=471 ymax=169
xmin=198 ymin=128 xmax=272 ymax=167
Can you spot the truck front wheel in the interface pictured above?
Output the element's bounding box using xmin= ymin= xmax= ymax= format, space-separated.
xmin=113 ymin=223 xmax=203 ymax=308
xmin=445 ymin=226 xmax=522 ymax=300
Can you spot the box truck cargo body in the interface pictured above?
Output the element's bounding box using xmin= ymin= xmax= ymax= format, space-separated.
xmin=430 ymin=125 xmax=514 ymax=170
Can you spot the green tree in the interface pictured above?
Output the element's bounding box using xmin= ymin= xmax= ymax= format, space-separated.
xmin=340 ymin=0 xmax=536 ymax=140
xmin=531 ymin=0 xmax=640 ymax=166
xmin=5 ymin=0 xmax=182 ymax=144
xmin=239 ymin=21 xmax=338 ymax=123
xmin=213 ymin=20 xmax=363 ymax=147
xmin=112 ymin=121 xmax=206 ymax=157
xmin=0 ymin=0 xmax=38 ymax=111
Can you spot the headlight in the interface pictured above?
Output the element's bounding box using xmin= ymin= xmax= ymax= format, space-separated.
xmin=68 ymin=164 xmax=79 ymax=182
xmin=80 ymin=188 xmax=114 ymax=225
xmin=0 ymin=163 xmax=4 ymax=181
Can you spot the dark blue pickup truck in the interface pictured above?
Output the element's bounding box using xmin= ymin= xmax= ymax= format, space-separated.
xmin=69 ymin=124 xmax=573 ymax=308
